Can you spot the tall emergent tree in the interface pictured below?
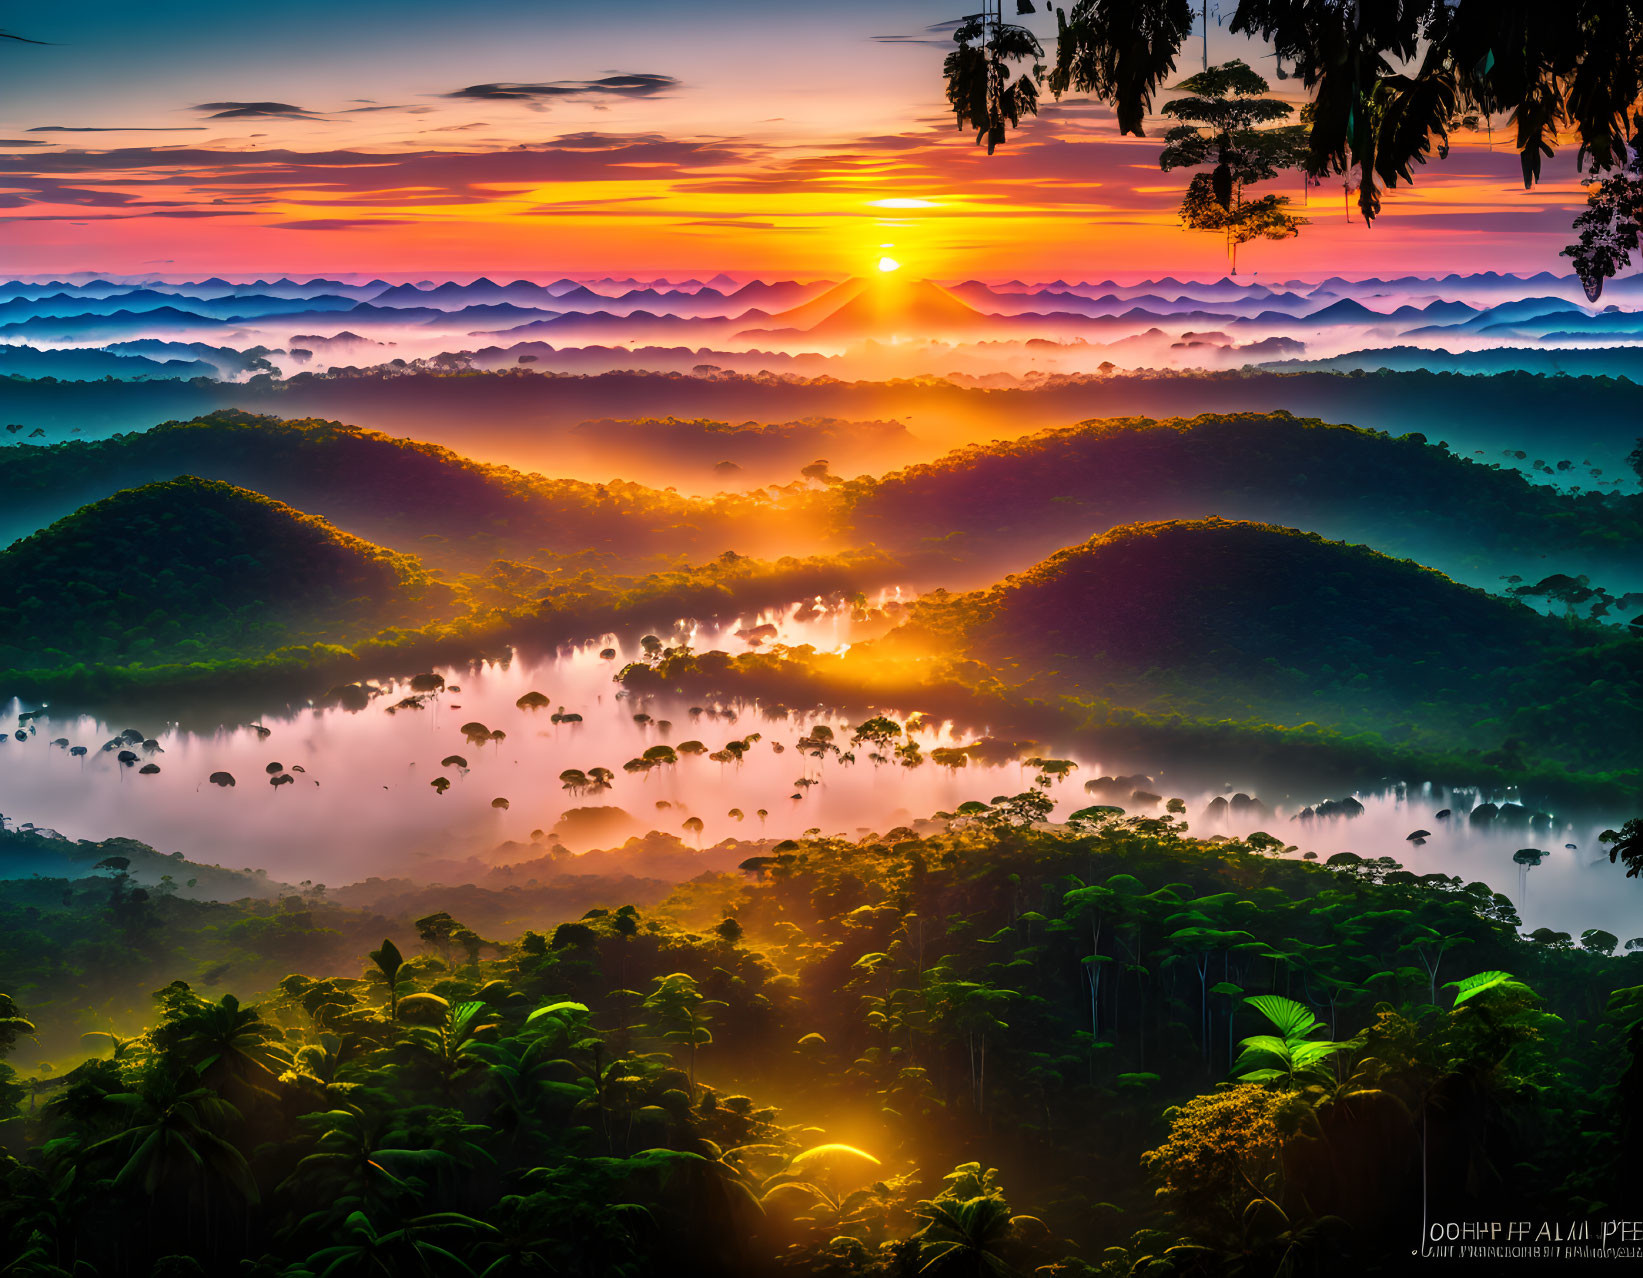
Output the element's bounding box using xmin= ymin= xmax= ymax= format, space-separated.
xmin=1569 ymin=137 xmax=1643 ymax=299
xmin=1159 ymin=59 xmax=1309 ymax=271
xmin=943 ymin=1 xmax=1643 ymax=295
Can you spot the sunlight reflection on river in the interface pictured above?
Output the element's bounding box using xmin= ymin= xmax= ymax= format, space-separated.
xmin=0 ymin=592 xmax=1630 ymax=939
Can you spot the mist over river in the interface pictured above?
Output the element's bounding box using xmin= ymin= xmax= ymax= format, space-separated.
xmin=0 ymin=595 xmax=1629 ymax=940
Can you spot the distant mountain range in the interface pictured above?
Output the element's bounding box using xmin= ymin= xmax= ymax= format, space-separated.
xmin=3 ymin=270 xmax=1643 ymax=380
xmin=745 ymin=279 xmax=990 ymax=341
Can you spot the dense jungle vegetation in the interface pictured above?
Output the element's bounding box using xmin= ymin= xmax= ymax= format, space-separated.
xmin=560 ymin=415 xmax=915 ymax=486
xmin=0 ymin=411 xmax=778 ymax=571
xmin=0 ymin=478 xmax=450 ymax=670
xmin=7 ymin=365 xmax=1643 ymax=479
xmin=3 ymin=812 xmax=1641 ymax=1278
xmin=929 ymin=519 xmax=1643 ymax=769
xmin=5 ymin=410 xmax=1636 ymax=803
xmin=623 ymin=520 xmax=1642 ymax=802
xmin=9 ymin=410 xmax=1641 ymax=633
xmin=0 ymin=415 xmax=910 ymax=699
xmin=10 ymin=411 xmax=1641 ymax=602
xmin=838 ymin=411 xmax=1643 ymax=600
xmin=0 ymin=537 xmax=898 ymax=706
xmin=0 ymin=385 xmax=1639 ymax=1278
xmin=629 ymin=636 xmax=1640 ymax=808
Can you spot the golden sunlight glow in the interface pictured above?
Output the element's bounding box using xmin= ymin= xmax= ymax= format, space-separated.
xmin=789 ymin=1143 xmax=882 ymax=1167
xmin=877 ymin=256 xmax=901 ymax=273
xmin=868 ymin=197 xmax=941 ymax=209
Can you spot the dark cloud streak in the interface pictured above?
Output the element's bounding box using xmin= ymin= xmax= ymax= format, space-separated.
xmin=270 ymin=217 xmax=421 ymax=229
xmin=29 ymin=125 xmax=209 ymax=133
xmin=445 ymin=74 xmax=679 ymax=103
xmin=0 ymin=138 xmax=751 ymax=205
xmin=193 ymin=101 xmax=320 ymax=120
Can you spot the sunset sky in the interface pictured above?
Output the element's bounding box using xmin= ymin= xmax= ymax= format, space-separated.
xmin=0 ymin=0 xmax=1598 ymax=279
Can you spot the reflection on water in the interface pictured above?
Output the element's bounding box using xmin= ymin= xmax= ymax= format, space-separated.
xmin=0 ymin=594 xmax=1631 ymax=939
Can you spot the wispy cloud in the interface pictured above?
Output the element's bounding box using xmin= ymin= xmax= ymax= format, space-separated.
xmin=0 ymin=208 xmax=250 ymax=222
xmin=0 ymin=136 xmax=754 ymax=206
xmin=28 ymin=125 xmax=208 ymax=133
xmin=0 ymin=91 xmax=1594 ymax=278
xmin=444 ymin=74 xmax=680 ymax=104
xmin=269 ymin=217 xmax=422 ymax=230
xmin=676 ymin=218 xmax=778 ymax=229
xmin=342 ymin=104 xmax=435 ymax=115
xmin=193 ymin=101 xmax=321 ymax=120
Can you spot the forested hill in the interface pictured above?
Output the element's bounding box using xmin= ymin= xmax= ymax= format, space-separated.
xmin=11 ymin=409 xmax=1638 ymax=602
xmin=0 ymin=410 xmax=770 ymax=568
xmin=839 ymin=411 xmax=1643 ymax=595
xmin=960 ymin=518 xmax=1552 ymax=679
xmin=908 ymin=518 xmax=1641 ymax=769
xmin=0 ymin=476 xmax=451 ymax=669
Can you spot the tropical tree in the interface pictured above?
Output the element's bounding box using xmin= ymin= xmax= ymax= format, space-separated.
xmin=398 ymin=998 xmax=501 ymax=1100
xmin=1159 ymin=59 xmax=1310 ymax=271
xmin=415 ymin=912 xmax=465 ymax=966
xmin=641 ymin=973 xmax=722 ymax=1093
xmin=84 ymin=1075 xmax=259 ymax=1241
xmin=1582 ymin=928 xmax=1621 ymax=955
xmin=851 ymin=716 xmax=903 ymax=751
xmin=1164 ymin=893 xmax=1261 ymax=1064
xmin=151 ymin=992 xmax=291 ymax=1104
xmin=0 ymin=993 xmax=34 ymax=1057
xmin=1567 ymin=134 xmax=1643 ymax=299
xmin=1141 ymin=1082 xmax=1292 ymax=1250
xmin=0 ymin=1154 xmax=80 ymax=1274
xmin=924 ymin=972 xmax=1018 ymax=1116
xmin=278 ymin=1105 xmax=463 ymax=1221
xmin=911 ymin=1163 xmax=1036 ymax=1278
xmin=943 ymin=3 xmax=1043 ymax=154
xmin=942 ymin=0 xmax=1643 ymax=287
xmin=477 ymin=1163 xmax=655 ymax=1277
xmin=1602 ymin=818 xmax=1643 ymax=877
xmin=294 ymin=1208 xmax=494 ymax=1277
xmin=1512 ymin=847 xmax=1545 ymax=907
xmin=1399 ymin=914 xmax=1474 ymax=1007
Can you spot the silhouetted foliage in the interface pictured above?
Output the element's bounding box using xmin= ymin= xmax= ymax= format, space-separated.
xmin=1159 ymin=60 xmax=1310 ymax=271
xmin=946 ymin=0 xmax=1643 ymax=249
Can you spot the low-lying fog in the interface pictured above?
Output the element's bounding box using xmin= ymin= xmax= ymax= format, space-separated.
xmin=0 ymin=599 xmax=1628 ymax=941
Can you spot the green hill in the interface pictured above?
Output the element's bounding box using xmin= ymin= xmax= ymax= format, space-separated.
xmin=841 ymin=411 xmax=1643 ymax=600
xmin=0 ymin=410 xmax=765 ymax=568
xmin=0 ymin=476 xmax=451 ymax=669
xmin=964 ymin=518 xmax=1548 ymax=681
xmin=915 ymin=518 xmax=1640 ymax=769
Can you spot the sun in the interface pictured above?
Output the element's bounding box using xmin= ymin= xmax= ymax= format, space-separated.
xmin=877 ymin=256 xmax=901 ymax=273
